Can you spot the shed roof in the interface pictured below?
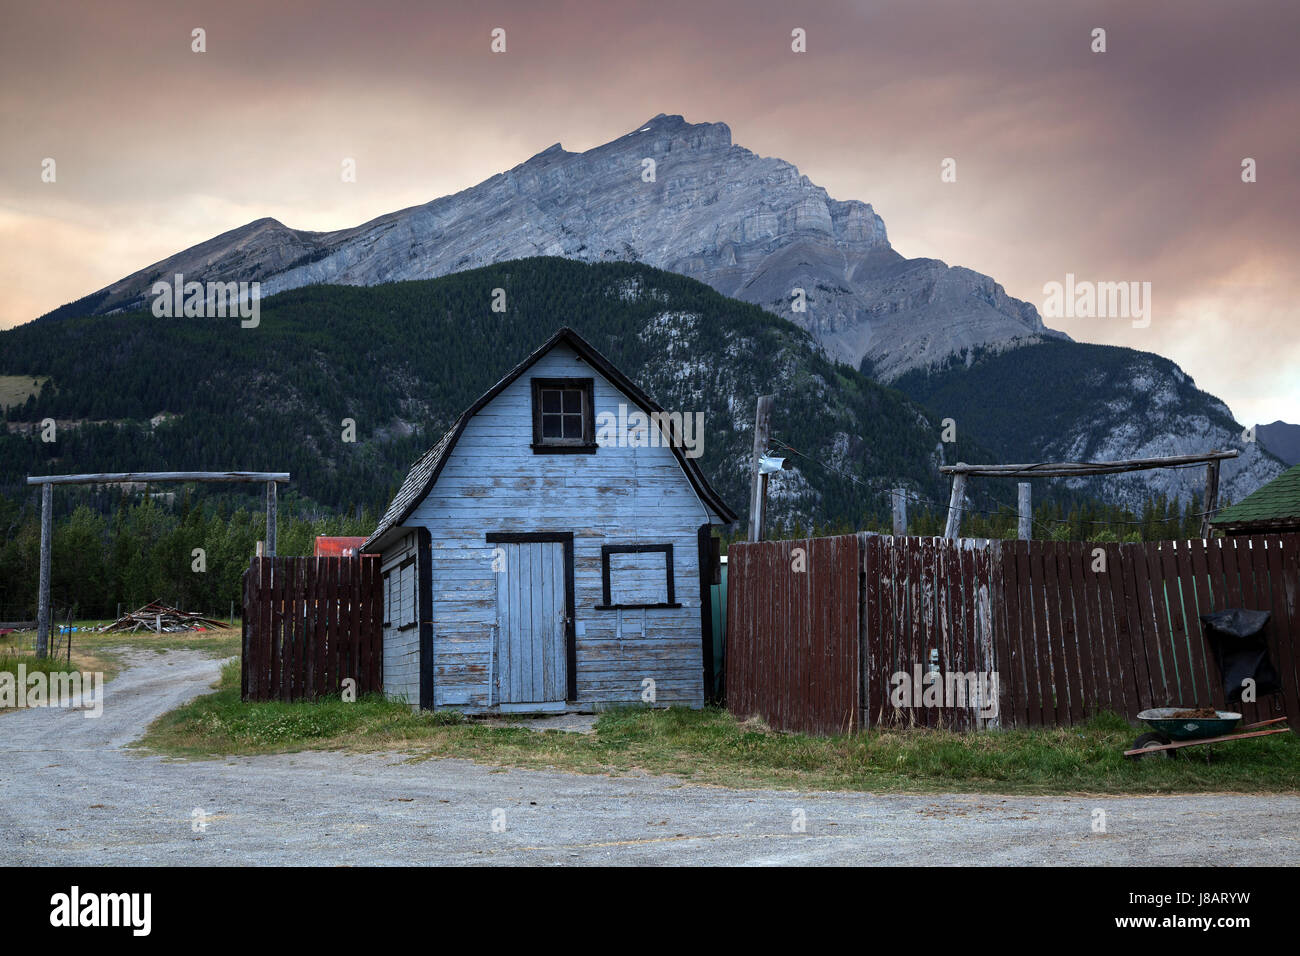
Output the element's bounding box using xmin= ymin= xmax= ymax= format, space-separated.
xmin=362 ymin=327 xmax=738 ymax=553
xmin=1210 ymin=462 xmax=1300 ymax=532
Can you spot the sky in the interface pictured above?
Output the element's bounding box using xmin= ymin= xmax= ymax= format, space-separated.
xmin=2 ymin=0 xmax=1297 ymax=426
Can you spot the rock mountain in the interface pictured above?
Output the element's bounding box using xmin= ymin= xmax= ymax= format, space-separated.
xmin=46 ymin=114 xmax=1059 ymax=381
xmin=40 ymin=113 xmax=1282 ymax=506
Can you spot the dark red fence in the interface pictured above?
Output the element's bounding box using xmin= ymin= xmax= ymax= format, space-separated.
xmin=727 ymin=533 xmax=1300 ymax=734
xmin=241 ymin=556 xmax=383 ymax=702
xmin=725 ymin=535 xmax=861 ymax=735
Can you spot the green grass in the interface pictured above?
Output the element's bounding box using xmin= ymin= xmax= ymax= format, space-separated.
xmin=0 ymin=653 xmax=75 ymax=680
xmin=139 ymin=663 xmax=1300 ymax=794
xmin=0 ymin=373 xmax=47 ymax=409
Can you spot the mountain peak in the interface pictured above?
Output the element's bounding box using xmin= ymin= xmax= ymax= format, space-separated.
xmin=44 ymin=114 xmax=1043 ymax=379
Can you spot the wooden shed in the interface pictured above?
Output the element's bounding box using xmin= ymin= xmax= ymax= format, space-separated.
xmin=361 ymin=327 xmax=737 ymax=713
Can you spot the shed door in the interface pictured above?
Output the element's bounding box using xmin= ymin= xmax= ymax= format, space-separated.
xmin=496 ymin=542 xmax=568 ymax=705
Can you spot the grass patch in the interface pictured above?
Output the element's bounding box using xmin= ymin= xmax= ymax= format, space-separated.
xmin=1 ymin=621 xmax=241 ymax=661
xmin=0 ymin=646 xmax=120 ymax=712
xmin=0 ymin=373 xmax=47 ymax=408
xmin=139 ymin=665 xmax=1300 ymax=793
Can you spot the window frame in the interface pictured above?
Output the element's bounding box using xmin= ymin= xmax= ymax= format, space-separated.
xmin=596 ymin=543 xmax=681 ymax=610
xmin=530 ymin=377 xmax=597 ymax=454
xmin=385 ymin=556 xmax=417 ymax=632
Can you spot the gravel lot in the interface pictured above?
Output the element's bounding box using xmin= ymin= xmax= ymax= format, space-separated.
xmin=2 ymin=650 xmax=1298 ymax=866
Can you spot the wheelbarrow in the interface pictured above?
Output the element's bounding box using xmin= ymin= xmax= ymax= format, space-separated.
xmin=1125 ymin=708 xmax=1290 ymax=759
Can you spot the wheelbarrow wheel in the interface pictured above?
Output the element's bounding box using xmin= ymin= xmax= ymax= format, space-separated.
xmin=1130 ymin=731 xmax=1173 ymax=759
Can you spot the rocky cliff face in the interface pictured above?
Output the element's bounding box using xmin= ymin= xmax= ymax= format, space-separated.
xmin=45 ymin=114 xmax=1058 ymax=380
xmin=894 ymin=341 xmax=1286 ymax=509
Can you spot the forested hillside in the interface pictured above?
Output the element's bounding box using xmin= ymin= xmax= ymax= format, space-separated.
xmin=2 ymin=257 xmax=992 ymax=527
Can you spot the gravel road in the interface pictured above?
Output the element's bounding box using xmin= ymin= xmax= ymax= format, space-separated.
xmin=2 ymin=650 xmax=1298 ymax=866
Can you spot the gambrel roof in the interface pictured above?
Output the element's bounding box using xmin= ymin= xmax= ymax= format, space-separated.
xmin=362 ymin=327 xmax=738 ymax=552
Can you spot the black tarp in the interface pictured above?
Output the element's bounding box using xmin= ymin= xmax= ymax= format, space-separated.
xmin=1199 ymin=608 xmax=1282 ymax=702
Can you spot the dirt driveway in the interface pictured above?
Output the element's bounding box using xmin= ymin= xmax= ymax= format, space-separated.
xmin=2 ymin=650 xmax=1298 ymax=866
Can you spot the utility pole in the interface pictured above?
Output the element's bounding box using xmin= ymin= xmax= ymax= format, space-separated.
xmin=1018 ymin=482 xmax=1032 ymax=541
xmin=943 ymin=471 xmax=967 ymax=541
xmin=1200 ymin=455 xmax=1221 ymax=539
xmin=747 ymin=395 xmax=774 ymax=543
xmin=892 ymin=488 xmax=907 ymax=537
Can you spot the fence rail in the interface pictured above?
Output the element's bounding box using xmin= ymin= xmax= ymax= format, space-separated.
xmin=726 ymin=533 xmax=1300 ymax=734
xmin=241 ymin=556 xmax=383 ymax=702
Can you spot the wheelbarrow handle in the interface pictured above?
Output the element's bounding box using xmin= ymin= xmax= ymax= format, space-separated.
xmin=1241 ymin=716 xmax=1289 ymax=730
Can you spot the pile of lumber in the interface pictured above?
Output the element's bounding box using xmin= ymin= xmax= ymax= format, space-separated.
xmin=98 ymin=601 xmax=227 ymax=633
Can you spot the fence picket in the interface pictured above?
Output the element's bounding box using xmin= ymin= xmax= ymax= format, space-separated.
xmin=241 ymin=557 xmax=382 ymax=703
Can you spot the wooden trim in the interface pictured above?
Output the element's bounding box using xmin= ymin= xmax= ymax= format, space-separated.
xmin=594 ymin=603 xmax=684 ymax=610
xmin=599 ymin=543 xmax=675 ymax=608
xmin=530 ymin=377 xmax=596 ymax=453
xmin=698 ymin=524 xmax=716 ymax=703
xmin=529 ymin=443 xmax=599 ymax=454
xmin=26 ymin=471 xmax=290 ymax=485
xmin=417 ymin=528 xmax=433 ymax=710
xmin=486 ymin=531 xmax=577 ymax=702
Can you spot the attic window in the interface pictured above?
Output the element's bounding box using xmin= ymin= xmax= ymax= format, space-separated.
xmin=531 ymin=378 xmax=596 ymax=453
xmin=596 ymin=544 xmax=682 ymax=610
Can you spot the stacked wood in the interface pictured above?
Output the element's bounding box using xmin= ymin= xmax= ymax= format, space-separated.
xmin=97 ymin=600 xmax=228 ymax=633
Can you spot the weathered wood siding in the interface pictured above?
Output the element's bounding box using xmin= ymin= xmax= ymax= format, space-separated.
xmin=380 ymin=532 xmax=421 ymax=706
xmin=400 ymin=343 xmax=715 ymax=711
xmin=728 ymin=533 xmax=1300 ymax=734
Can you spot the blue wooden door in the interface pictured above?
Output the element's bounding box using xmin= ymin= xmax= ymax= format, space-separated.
xmin=496 ymin=542 xmax=568 ymax=705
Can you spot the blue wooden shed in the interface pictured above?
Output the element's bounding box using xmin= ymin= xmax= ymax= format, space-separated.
xmin=362 ymin=327 xmax=737 ymax=713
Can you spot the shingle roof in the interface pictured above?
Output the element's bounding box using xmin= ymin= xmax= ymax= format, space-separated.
xmin=1210 ymin=462 xmax=1300 ymax=531
xmin=364 ymin=425 xmax=458 ymax=552
xmin=362 ymin=327 xmax=738 ymax=552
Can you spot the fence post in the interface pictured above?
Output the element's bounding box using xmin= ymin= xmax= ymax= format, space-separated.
xmin=1018 ymin=482 xmax=1032 ymax=541
xmin=36 ymin=481 xmax=52 ymax=657
xmin=1200 ymin=458 xmax=1221 ymax=539
xmin=943 ymin=473 xmax=967 ymax=540
xmin=265 ymin=481 xmax=278 ymax=556
xmin=747 ymin=395 xmax=774 ymax=543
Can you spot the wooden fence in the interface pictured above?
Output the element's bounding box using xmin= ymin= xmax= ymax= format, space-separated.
xmin=242 ymin=556 xmax=383 ymax=702
xmin=726 ymin=535 xmax=862 ymax=734
xmin=727 ymin=533 xmax=1300 ymax=733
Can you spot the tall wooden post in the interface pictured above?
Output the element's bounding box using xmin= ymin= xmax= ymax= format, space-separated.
xmin=1200 ymin=457 xmax=1221 ymax=539
xmin=943 ymin=471 xmax=967 ymax=540
xmin=265 ymin=480 xmax=278 ymax=556
xmin=36 ymin=481 xmax=52 ymax=657
xmin=892 ymin=488 xmax=907 ymax=537
xmin=747 ymin=395 xmax=774 ymax=543
xmin=1017 ymin=482 xmax=1032 ymax=541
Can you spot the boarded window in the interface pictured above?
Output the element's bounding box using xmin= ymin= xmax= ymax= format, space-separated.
xmin=384 ymin=558 xmax=417 ymax=630
xmin=598 ymin=544 xmax=678 ymax=609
